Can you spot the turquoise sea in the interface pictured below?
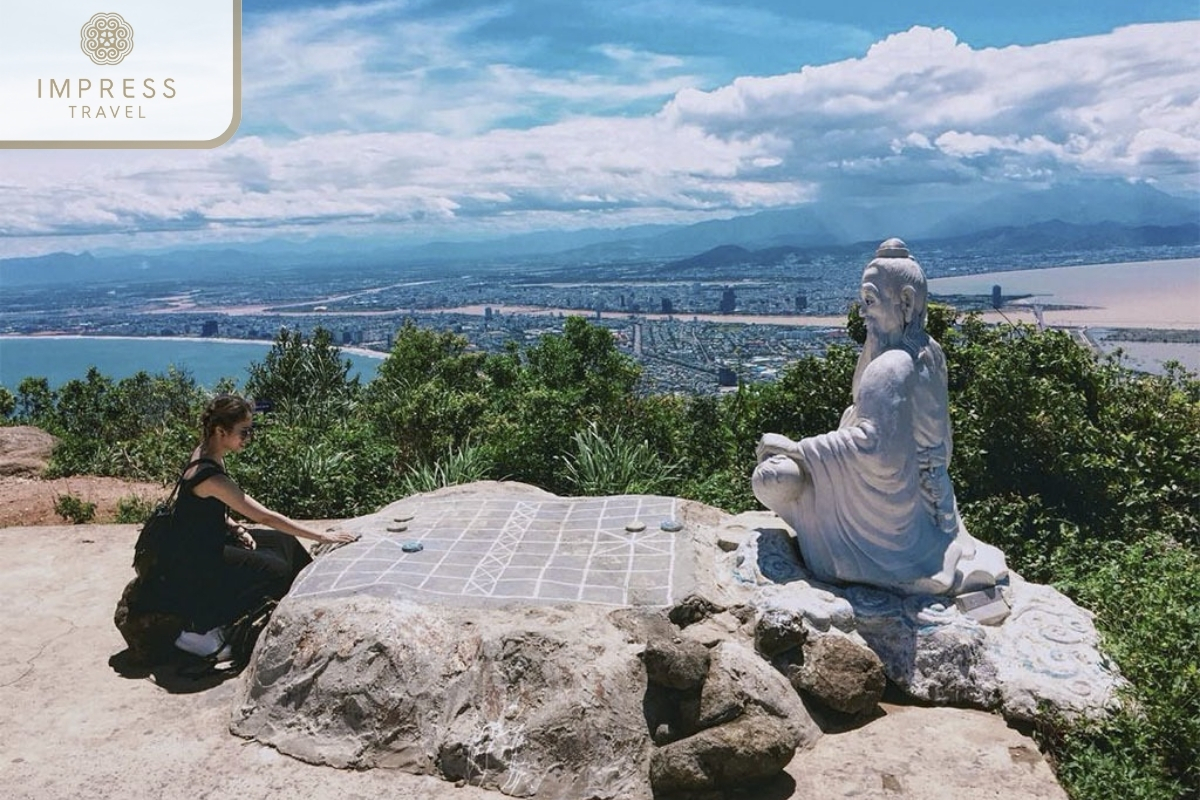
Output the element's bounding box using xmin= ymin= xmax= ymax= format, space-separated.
xmin=0 ymin=336 xmax=383 ymax=392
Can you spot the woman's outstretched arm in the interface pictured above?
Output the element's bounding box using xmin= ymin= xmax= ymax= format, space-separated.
xmin=195 ymin=474 xmax=359 ymax=544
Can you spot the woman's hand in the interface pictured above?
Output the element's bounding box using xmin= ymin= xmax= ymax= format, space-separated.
xmin=318 ymin=528 xmax=361 ymax=545
xmin=232 ymin=524 xmax=256 ymax=549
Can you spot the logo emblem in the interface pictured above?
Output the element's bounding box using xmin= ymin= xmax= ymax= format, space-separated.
xmin=80 ymin=12 xmax=134 ymax=65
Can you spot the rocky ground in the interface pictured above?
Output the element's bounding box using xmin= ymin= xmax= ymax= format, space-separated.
xmin=2 ymin=522 xmax=1067 ymax=800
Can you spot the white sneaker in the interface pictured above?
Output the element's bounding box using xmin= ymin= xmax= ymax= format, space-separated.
xmin=174 ymin=627 xmax=226 ymax=658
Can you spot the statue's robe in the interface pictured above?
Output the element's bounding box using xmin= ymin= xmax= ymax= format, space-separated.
xmin=754 ymin=341 xmax=1007 ymax=595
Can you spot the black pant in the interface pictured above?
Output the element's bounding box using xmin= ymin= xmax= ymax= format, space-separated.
xmin=208 ymin=530 xmax=312 ymax=629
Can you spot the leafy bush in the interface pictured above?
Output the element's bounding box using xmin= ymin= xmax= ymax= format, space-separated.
xmin=244 ymin=326 xmax=360 ymax=427
xmin=233 ymin=416 xmax=397 ymax=519
xmin=114 ymin=494 xmax=157 ymax=524
xmin=0 ymin=386 xmax=15 ymax=419
xmin=53 ymin=493 xmax=96 ymax=524
xmin=560 ymin=423 xmax=678 ymax=496
xmin=38 ymin=367 xmax=208 ymax=482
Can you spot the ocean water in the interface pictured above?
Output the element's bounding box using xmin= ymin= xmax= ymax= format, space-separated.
xmin=0 ymin=336 xmax=383 ymax=392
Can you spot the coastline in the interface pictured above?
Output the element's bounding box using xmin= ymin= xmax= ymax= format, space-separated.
xmin=0 ymin=333 xmax=388 ymax=360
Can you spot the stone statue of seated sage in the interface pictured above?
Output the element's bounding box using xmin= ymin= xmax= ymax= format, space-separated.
xmin=752 ymin=238 xmax=1008 ymax=596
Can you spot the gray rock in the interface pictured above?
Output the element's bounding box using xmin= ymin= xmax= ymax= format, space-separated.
xmin=792 ymin=632 xmax=886 ymax=716
xmin=734 ymin=523 xmax=1125 ymax=723
xmin=649 ymin=710 xmax=796 ymax=794
xmin=233 ymin=595 xmax=653 ymax=799
xmin=787 ymin=704 xmax=1069 ymax=800
xmin=641 ymin=637 xmax=710 ymax=690
xmin=0 ymin=425 xmax=57 ymax=477
xmin=698 ymin=641 xmax=821 ymax=747
xmin=667 ymin=593 xmax=725 ymax=628
xmin=680 ymin=610 xmax=748 ymax=648
xmin=755 ymin=605 xmax=808 ymax=656
xmin=990 ymin=578 xmax=1125 ymax=721
xmin=231 ymin=484 xmax=804 ymax=800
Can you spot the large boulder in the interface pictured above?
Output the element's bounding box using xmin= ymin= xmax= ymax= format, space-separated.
xmin=649 ymin=710 xmax=796 ymax=795
xmin=231 ymin=484 xmax=1110 ymax=799
xmin=232 ymin=483 xmax=814 ymax=799
xmin=0 ymin=425 xmax=56 ymax=477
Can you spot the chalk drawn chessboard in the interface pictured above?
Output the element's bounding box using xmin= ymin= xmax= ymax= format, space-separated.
xmin=291 ymin=495 xmax=687 ymax=608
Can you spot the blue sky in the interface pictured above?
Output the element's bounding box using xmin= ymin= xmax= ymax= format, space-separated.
xmin=1 ymin=0 xmax=1197 ymax=256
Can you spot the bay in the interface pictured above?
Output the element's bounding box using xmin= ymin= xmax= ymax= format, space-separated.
xmin=0 ymin=336 xmax=383 ymax=392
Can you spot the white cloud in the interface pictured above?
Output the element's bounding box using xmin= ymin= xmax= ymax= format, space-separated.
xmin=240 ymin=1 xmax=702 ymax=136
xmin=662 ymin=22 xmax=1200 ymax=191
xmin=0 ymin=20 xmax=1196 ymax=255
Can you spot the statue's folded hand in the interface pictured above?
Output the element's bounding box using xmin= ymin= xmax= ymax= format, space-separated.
xmin=756 ymin=433 xmax=798 ymax=462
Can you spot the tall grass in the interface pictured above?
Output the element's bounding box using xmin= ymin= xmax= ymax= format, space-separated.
xmin=560 ymin=423 xmax=678 ymax=496
xmin=400 ymin=444 xmax=494 ymax=495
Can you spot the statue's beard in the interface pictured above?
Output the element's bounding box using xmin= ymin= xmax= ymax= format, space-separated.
xmin=853 ymin=319 xmax=928 ymax=397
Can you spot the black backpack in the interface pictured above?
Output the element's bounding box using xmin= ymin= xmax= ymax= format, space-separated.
xmin=225 ymin=597 xmax=278 ymax=669
xmin=176 ymin=597 xmax=278 ymax=678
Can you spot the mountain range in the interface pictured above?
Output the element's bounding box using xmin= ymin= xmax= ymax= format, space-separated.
xmin=1 ymin=180 xmax=1196 ymax=287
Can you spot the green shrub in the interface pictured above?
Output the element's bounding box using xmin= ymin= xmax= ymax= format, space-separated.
xmin=114 ymin=494 xmax=157 ymax=524
xmin=399 ymin=444 xmax=494 ymax=495
xmin=53 ymin=493 xmax=96 ymax=524
xmin=0 ymin=386 xmax=15 ymax=419
xmin=232 ymin=418 xmax=397 ymax=519
xmin=560 ymin=423 xmax=678 ymax=496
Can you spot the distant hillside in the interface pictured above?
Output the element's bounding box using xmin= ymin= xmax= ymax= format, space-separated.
xmin=558 ymin=207 xmax=847 ymax=262
xmin=2 ymin=178 xmax=1196 ymax=288
xmin=643 ymin=220 xmax=1200 ymax=281
xmin=924 ymin=220 xmax=1200 ymax=253
xmin=661 ymin=244 xmax=810 ymax=273
xmin=554 ymin=181 xmax=1197 ymax=262
xmin=0 ymin=248 xmax=279 ymax=287
xmin=929 ymin=182 xmax=1198 ymax=238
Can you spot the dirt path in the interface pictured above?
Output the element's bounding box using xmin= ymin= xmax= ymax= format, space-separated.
xmin=0 ymin=475 xmax=168 ymax=527
xmin=0 ymin=426 xmax=167 ymax=527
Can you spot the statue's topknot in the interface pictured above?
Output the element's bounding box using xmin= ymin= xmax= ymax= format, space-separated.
xmin=876 ymin=238 xmax=910 ymax=259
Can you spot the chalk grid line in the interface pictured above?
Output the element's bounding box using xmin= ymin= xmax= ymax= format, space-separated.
xmin=291 ymin=496 xmax=682 ymax=606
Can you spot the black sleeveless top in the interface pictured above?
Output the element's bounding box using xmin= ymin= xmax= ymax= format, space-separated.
xmin=161 ymin=458 xmax=230 ymax=624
